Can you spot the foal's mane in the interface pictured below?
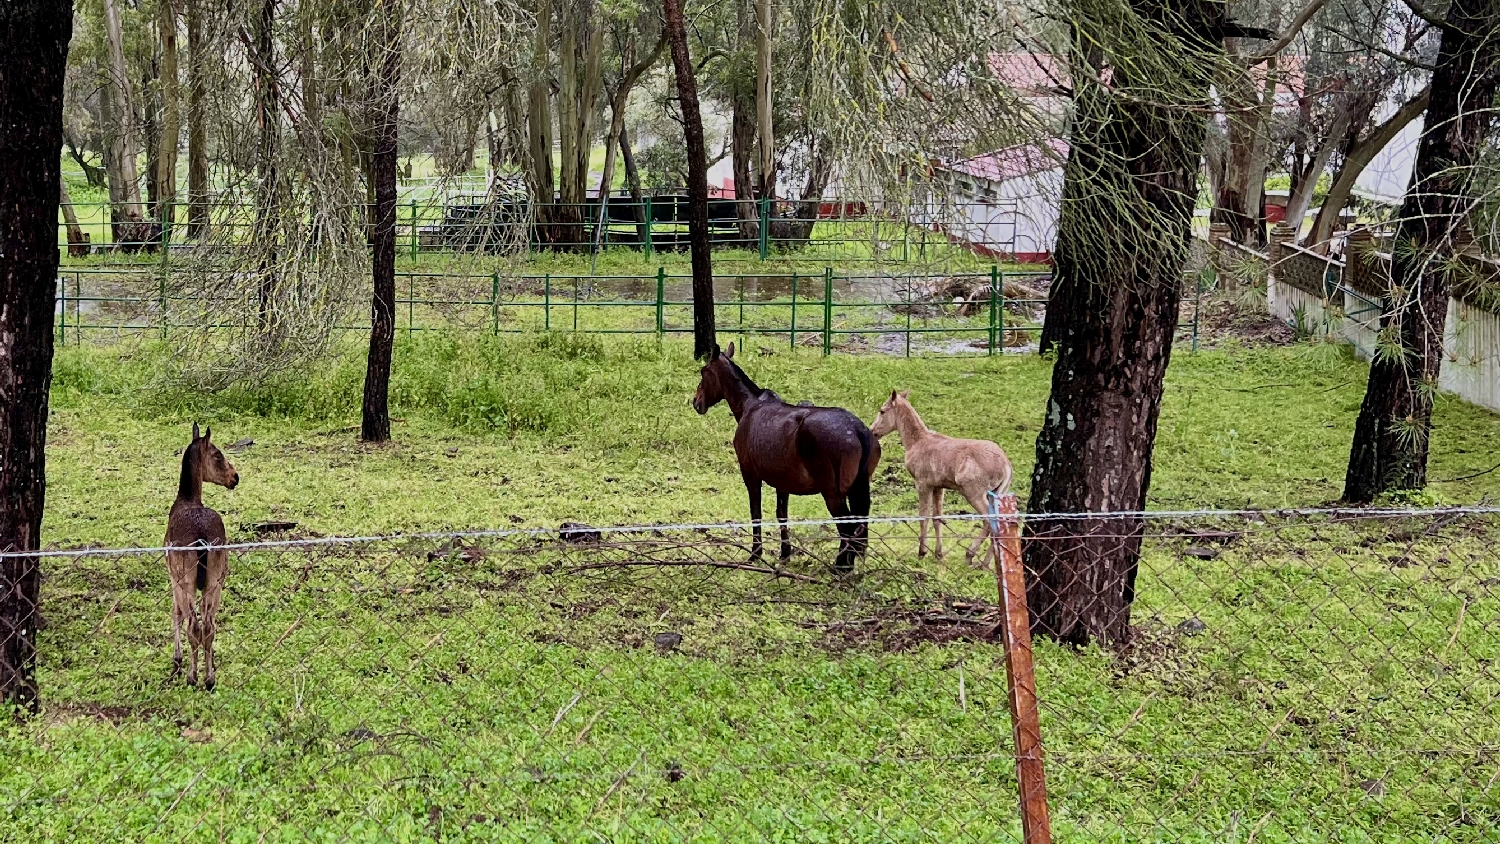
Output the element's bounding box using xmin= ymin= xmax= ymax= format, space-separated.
xmin=177 ymin=439 xmax=202 ymax=501
xmin=722 ymin=356 xmax=763 ymax=396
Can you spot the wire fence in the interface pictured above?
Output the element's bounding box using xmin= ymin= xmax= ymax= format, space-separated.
xmin=4 ymin=506 xmax=1498 ymax=840
xmin=58 ymin=195 xmax=1044 ymax=265
xmin=54 ymin=266 xmax=1062 ymax=357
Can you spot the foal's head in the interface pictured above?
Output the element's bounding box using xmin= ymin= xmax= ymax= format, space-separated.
xmin=183 ymin=422 xmax=240 ymax=491
xmin=692 ymin=342 xmax=739 ymax=415
xmin=869 ymin=390 xmax=911 ymax=439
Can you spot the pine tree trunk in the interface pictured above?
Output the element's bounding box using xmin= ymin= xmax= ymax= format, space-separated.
xmin=362 ymin=6 xmax=400 ymax=444
xmin=1024 ymin=0 xmax=1219 ymax=647
xmin=1343 ymin=0 xmax=1500 ymax=503
xmin=0 ymin=0 xmax=71 ymax=712
xmin=185 ymin=0 xmax=208 ymax=239
xmin=664 ymin=0 xmax=716 ymax=358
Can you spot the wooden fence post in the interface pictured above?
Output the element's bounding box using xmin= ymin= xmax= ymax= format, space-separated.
xmin=987 ymin=491 xmax=1053 ymax=844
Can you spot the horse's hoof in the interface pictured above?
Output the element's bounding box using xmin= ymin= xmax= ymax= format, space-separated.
xmin=204 ymin=679 xmax=216 ymax=693
xmin=186 ymin=676 xmax=198 ymax=688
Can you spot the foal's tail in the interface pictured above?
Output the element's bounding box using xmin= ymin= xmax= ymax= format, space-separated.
xmin=194 ymin=542 xmax=209 ymax=591
xmin=992 ymin=459 xmax=1014 ymax=499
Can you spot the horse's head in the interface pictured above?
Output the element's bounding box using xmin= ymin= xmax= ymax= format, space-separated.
xmin=692 ymin=342 xmax=737 ymax=415
xmin=870 ymin=390 xmax=910 ymax=438
xmin=190 ymin=422 xmax=240 ymax=490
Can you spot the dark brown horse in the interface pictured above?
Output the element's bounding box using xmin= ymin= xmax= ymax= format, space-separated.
xmin=693 ymin=343 xmax=880 ymax=573
xmin=166 ymin=423 xmax=240 ymax=690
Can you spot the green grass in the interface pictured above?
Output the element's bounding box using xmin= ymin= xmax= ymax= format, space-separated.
xmin=6 ymin=335 xmax=1500 ymax=841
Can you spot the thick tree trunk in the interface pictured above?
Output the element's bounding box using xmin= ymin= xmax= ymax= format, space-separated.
xmin=0 ymin=0 xmax=71 ymax=713
xmin=1305 ymin=87 xmax=1431 ymax=249
xmin=664 ymin=0 xmax=716 ymax=358
xmin=1211 ymin=54 xmax=1276 ymax=248
xmin=754 ymin=0 xmax=774 ymax=201
xmin=361 ymin=5 xmax=400 ymax=444
xmin=526 ymin=0 xmax=556 ymax=245
xmin=156 ymin=0 xmax=180 ymax=231
xmin=101 ymin=0 xmax=151 ymax=249
xmin=185 ymin=0 xmax=208 ymax=238
xmin=780 ymin=138 xmax=833 ymax=244
xmin=1343 ymin=0 xmax=1500 ymax=503
xmin=557 ymin=1 xmax=604 ymax=251
xmin=1024 ymin=0 xmax=1219 ymax=647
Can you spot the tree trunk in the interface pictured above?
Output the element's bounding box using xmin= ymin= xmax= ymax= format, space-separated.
xmin=664 ymin=0 xmax=716 ymax=358
xmin=1283 ymin=110 xmax=1351 ymax=233
xmin=526 ymin=0 xmax=556 ymax=245
xmin=0 ymin=0 xmax=71 ymax=713
xmin=1211 ymin=53 xmax=1275 ymax=248
xmin=1343 ymin=0 xmax=1500 ymax=504
xmin=754 ymin=0 xmax=774 ymax=201
xmin=557 ymin=1 xmax=604 ymax=251
xmin=63 ymin=131 xmax=106 ymax=187
xmin=1305 ymin=87 xmax=1431 ymax=249
xmin=780 ymin=138 xmax=832 ymax=244
xmin=598 ymin=33 xmax=666 ymax=254
xmin=730 ymin=0 xmax=758 ymax=246
xmin=185 ymin=0 xmax=208 ymax=239
xmin=101 ymin=0 xmax=151 ymax=249
xmin=251 ymin=0 xmax=280 ymax=330
xmin=1024 ymin=0 xmax=1219 ymax=647
xmin=619 ymin=124 xmax=648 ymax=246
xmin=156 ymin=0 xmax=180 ymax=232
xmin=361 ymin=4 xmax=400 ymax=444
xmin=60 ymin=179 xmax=89 ymax=257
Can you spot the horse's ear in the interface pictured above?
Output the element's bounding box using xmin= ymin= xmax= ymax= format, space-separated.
xmin=192 ymin=421 xmax=201 ymax=440
xmin=709 ymin=343 xmax=720 ymax=361
xmin=725 ymin=342 xmax=735 ymax=359
xmin=203 ymin=426 xmax=212 ymax=443
xmin=899 ymin=390 xmax=910 ymax=399
xmin=890 ymin=390 xmax=898 ymax=402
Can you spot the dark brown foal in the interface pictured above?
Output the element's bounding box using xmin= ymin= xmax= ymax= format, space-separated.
xmin=166 ymin=423 xmax=240 ymax=690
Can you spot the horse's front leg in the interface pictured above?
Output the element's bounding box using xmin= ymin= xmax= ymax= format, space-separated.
xmin=744 ymin=476 xmax=764 ymax=562
xmin=776 ymin=490 xmax=792 ymax=562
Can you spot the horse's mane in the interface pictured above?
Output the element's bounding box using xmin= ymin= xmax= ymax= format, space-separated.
xmin=724 ymin=357 xmax=763 ymax=396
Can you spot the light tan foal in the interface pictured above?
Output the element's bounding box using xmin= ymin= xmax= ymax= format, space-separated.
xmin=870 ymin=391 xmax=1013 ymax=565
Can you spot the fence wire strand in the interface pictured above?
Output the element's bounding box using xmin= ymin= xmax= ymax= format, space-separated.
xmin=4 ymin=507 xmax=1499 ymax=840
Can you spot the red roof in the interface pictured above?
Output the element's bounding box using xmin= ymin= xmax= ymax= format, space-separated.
xmin=987 ymin=53 xmax=1066 ymax=96
xmin=945 ymin=139 xmax=1068 ymax=183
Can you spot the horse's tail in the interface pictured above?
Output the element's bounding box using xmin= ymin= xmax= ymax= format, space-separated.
xmin=847 ymin=425 xmax=873 ymax=519
xmin=194 ymin=542 xmax=209 ymax=591
xmin=992 ymin=458 xmax=1014 ymax=499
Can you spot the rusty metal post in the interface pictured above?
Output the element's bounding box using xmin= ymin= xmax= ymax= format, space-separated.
xmin=986 ymin=491 xmax=1053 ymax=844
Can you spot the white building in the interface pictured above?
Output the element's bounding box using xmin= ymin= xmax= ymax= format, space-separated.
xmin=924 ymin=139 xmax=1067 ymax=264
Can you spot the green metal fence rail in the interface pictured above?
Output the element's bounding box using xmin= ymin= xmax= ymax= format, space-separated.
xmin=57 ymin=195 xmax=1040 ymax=266
xmin=55 ymin=266 xmax=1073 ymax=357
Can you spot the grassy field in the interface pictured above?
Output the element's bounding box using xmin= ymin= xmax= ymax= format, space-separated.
xmin=5 ymin=333 xmax=1500 ymax=841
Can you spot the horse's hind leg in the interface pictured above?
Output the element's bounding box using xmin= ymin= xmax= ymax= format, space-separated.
xmin=776 ymin=491 xmax=792 ymax=561
xmin=822 ymin=492 xmax=856 ymax=575
xmin=743 ymin=475 xmax=764 ymax=562
xmin=200 ymin=554 xmax=227 ymax=691
xmin=961 ymin=488 xmax=993 ymax=566
xmin=167 ymin=553 xmax=194 ymax=679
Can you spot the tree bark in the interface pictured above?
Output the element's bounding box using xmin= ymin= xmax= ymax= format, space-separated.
xmin=598 ymin=31 xmax=666 ymax=252
xmin=156 ymin=0 xmax=180 ymax=231
xmin=101 ymin=0 xmax=151 ymax=249
xmin=1024 ymin=0 xmax=1220 ymax=647
xmin=0 ymin=0 xmax=71 ymax=713
xmin=251 ymin=0 xmax=280 ymax=331
xmin=664 ymin=0 xmax=716 ymax=358
xmin=1343 ymin=0 xmax=1500 ymax=503
xmin=1283 ymin=110 xmax=1352 ymax=233
xmin=185 ymin=0 xmax=208 ymax=239
xmin=557 ymin=1 xmax=604 ymax=251
xmin=779 ymin=137 xmax=833 ymax=244
xmin=526 ymin=0 xmax=556 ymax=245
xmin=361 ymin=1 xmax=400 ymax=444
xmin=619 ymin=124 xmax=648 ymax=246
xmin=1305 ymin=86 xmax=1431 ymax=249
xmin=754 ymin=0 xmax=774 ymax=201
xmin=60 ymin=179 xmax=89 ymax=256
xmin=731 ymin=0 xmax=758 ymax=245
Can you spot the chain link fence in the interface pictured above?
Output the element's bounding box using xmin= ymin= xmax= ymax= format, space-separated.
xmin=5 ymin=507 xmax=1497 ymax=840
